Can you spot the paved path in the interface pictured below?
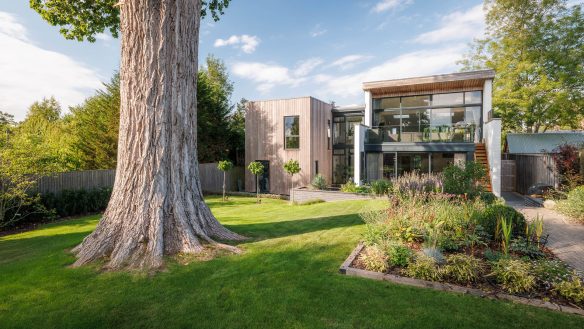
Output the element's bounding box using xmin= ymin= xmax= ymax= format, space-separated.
xmin=502 ymin=192 xmax=584 ymax=276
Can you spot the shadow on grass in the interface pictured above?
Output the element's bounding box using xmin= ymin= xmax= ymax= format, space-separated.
xmin=225 ymin=213 xmax=363 ymax=243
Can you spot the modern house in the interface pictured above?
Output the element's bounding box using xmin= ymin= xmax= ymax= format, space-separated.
xmin=245 ymin=70 xmax=502 ymax=196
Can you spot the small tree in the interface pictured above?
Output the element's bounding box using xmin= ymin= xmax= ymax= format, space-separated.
xmin=217 ymin=160 xmax=233 ymax=201
xmin=247 ymin=161 xmax=264 ymax=203
xmin=283 ymin=159 xmax=301 ymax=202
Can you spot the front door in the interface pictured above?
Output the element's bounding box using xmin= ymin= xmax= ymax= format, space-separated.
xmin=257 ymin=160 xmax=270 ymax=193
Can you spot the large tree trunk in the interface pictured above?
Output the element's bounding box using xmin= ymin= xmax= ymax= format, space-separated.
xmin=72 ymin=0 xmax=243 ymax=270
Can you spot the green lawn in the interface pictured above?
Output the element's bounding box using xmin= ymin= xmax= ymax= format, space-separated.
xmin=0 ymin=196 xmax=582 ymax=329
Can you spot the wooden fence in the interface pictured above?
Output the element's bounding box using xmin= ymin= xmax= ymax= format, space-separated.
xmin=34 ymin=164 xmax=245 ymax=195
xmin=504 ymin=154 xmax=559 ymax=194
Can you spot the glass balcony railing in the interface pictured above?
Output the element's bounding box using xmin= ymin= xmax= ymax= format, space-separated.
xmin=365 ymin=125 xmax=478 ymax=144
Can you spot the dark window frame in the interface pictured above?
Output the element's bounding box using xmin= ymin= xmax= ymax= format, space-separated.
xmin=284 ymin=115 xmax=300 ymax=150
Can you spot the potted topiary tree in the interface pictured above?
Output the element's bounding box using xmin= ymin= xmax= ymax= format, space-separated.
xmin=283 ymin=159 xmax=301 ymax=202
xmin=247 ymin=161 xmax=264 ymax=204
xmin=217 ymin=160 xmax=233 ymax=201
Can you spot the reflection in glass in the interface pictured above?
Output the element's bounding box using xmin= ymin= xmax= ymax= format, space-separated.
xmin=432 ymin=93 xmax=463 ymax=106
xmin=465 ymin=91 xmax=482 ymax=104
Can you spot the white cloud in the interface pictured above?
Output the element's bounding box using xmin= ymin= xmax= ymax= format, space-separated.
xmin=0 ymin=11 xmax=102 ymax=121
xmin=232 ymin=58 xmax=327 ymax=93
xmin=214 ymin=34 xmax=260 ymax=54
xmin=372 ymin=0 xmax=413 ymax=13
xmin=328 ymin=55 xmax=373 ymax=70
xmin=310 ymin=24 xmax=327 ymax=37
xmin=414 ymin=5 xmax=485 ymax=44
xmin=318 ymin=47 xmax=465 ymax=98
xmin=294 ymin=58 xmax=324 ymax=77
xmin=94 ymin=32 xmax=112 ymax=42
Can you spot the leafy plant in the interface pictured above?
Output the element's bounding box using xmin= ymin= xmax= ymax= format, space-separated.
xmin=531 ymin=259 xmax=571 ymax=289
xmin=340 ymin=180 xmax=357 ymax=193
xmin=383 ymin=241 xmax=412 ymax=267
xmin=509 ymin=238 xmax=544 ymax=259
xmin=490 ymin=258 xmax=535 ymax=294
xmin=500 ymin=217 xmax=513 ymax=255
xmin=556 ymin=186 xmax=584 ymax=222
xmin=554 ymin=274 xmax=584 ymax=303
xmin=404 ymin=253 xmax=443 ymax=281
xmin=370 ymin=180 xmax=391 ymax=196
xmin=358 ymin=245 xmax=388 ymax=273
xmin=311 ymin=174 xmax=327 ymax=190
xmin=247 ymin=161 xmax=264 ymax=204
xmin=217 ymin=160 xmax=233 ymax=201
xmin=443 ymin=254 xmax=484 ymax=284
xmin=551 ymin=143 xmax=583 ymax=190
xmin=442 ymin=161 xmax=486 ymax=196
xmin=283 ymin=159 xmax=301 ymax=202
xmin=478 ymin=205 xmax=526 ymax=240
xmin=42 ymin=188 xmax=112 ymax=218
xmin=483 ymin=248 xmax=503 ymax=262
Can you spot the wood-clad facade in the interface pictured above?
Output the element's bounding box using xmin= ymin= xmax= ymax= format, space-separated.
xmin=245 ymin=97 xmax=332 ymax=195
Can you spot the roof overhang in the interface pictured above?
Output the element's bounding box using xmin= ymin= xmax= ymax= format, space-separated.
xmin=362 ymin=70 xmax=495 ymax=97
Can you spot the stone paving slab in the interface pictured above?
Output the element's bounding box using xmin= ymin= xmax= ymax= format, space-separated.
xmin=503 ymin=192 xmax=584 ymax=276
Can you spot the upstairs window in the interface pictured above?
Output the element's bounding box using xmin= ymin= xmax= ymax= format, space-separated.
xmin=284 ymin=116 xmax=300 ymax=149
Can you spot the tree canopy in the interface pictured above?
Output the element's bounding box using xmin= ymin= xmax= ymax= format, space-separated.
xmin=30 ymin=0 xmax=231 ymax=42
xmin=460 ymin=0 xmax=584 ymax=133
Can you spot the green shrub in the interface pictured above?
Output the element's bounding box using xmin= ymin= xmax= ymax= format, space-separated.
xmin=358 ymin=245 xmax=388 ymax=272
xmin=42 ymin=187 xmax=112 ymax=218
xmin=531 ymin=259 xmax=571 ymax=287
xmin=490 ymin=258 xmax=535 ymax=293
xmin=355 ymin=185 xmax=371 ymax=194
xmin=370 ymin=180 xmax=391 ymax=196
xmin=340 ymin=180 xmax=357 ymax=193
xmin=478 ymin=205 xmax=526 ymax=240
xmin=311 ymin=174 xmax=327 ymax=190
xmin=556 ymin=186 xmax=584 ymax=221
xmin=509 ymin=238 xmax=545 ymax=259
xmin=405 ymin=253 xmax=442 ymax=281
xmin=442 ymin=161 xmax=486 ymax=196
xmin=383 ymin=241 xmax=412 ymax=267
xmin=484 ymin=248 xmax=503 ymax=262
xmin=443 ymin=254 xmax=484 ymax=284
xmin=554 ymin=275 xmax=584 ymax=303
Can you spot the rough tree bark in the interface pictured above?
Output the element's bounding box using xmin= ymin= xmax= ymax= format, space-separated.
xmin=72 ymin=0 xmax=243 ymax=270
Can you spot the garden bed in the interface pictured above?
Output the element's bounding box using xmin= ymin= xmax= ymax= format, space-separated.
xmin=340 ymin=243 xmax=584 ymax=317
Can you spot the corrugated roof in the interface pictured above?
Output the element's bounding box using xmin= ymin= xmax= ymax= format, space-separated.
xmin=506 ymin=132 xmax=584 ymax=154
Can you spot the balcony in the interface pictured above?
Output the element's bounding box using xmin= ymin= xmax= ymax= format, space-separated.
xmin=365 ymin=124 xmax=478 ymax=144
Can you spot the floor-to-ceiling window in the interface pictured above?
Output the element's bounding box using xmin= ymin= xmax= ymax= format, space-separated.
xmin=332 ymin=112 xmax=363 ymax=185
xmin=371 ymin=91 xmax=482 ymax=143
xmin=364 ymin=152 xmax=467 ymax=181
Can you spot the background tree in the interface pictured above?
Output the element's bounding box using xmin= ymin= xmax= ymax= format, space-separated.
xmin=283 ymin=159 xmax=301 ymax=202
xmin=460 ymin=0 xmax=584 ymax=133
xmin=217 ymin=160 xmax=233 ymax=201
xmin=31 ymin=0 xmax=241 ymax=270
xmin=8 ymin=97 xmax=78 ymax=173
xmin=247 ymin=161 xmax=264 ymax=204
xmin=197 ymin=55 xmax=235 ymax=162
xmin=69 ymin=74 xmax=120 ymax=170
xmin=228 ymin=98 xmax=247 ymax=165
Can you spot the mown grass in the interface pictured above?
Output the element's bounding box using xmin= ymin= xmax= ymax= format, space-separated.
xmin=0 ymin=196 xmax=582 ymax=328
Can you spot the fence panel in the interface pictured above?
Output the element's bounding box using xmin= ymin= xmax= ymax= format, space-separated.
xmin=509 ymin=154 xmax=559 ymax=194
xmin=501 ymin=160 xmax=516 ymax=192
xmin=34 ymin=164 xmax=245 ymax=195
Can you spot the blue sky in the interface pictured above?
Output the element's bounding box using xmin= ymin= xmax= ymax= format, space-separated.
xmin=0 ymin=0 xmax=579 ymax=121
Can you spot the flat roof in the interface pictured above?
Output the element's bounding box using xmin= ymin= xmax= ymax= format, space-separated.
xmin=363 ymin=70 xmax=495 ymax=90
xmin=506 ymin=132 xmax=584 ymax=154
xmin=332 ymin=104 xmax=365 ymax=112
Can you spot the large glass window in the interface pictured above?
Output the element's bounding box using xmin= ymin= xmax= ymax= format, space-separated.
xmin=432 ymin=93 xmax=463 ymax=106
xmin=373 ymin=97 xmax=400 ymax=109
xmin=402 ymin=95 xmax=431 ymax=108
xmin=284 ymin=116 xmax=300 ymax=149
xmin=333 ymin=116 xmax=345 ymax=144
xmin=465 ymin=91 xmax=482 ymax=104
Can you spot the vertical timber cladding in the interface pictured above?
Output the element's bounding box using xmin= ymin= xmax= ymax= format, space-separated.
xmin=245 ymin=97 xmax=333 ymax=195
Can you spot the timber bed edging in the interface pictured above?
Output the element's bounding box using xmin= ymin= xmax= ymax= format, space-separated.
xmin=339 ymin=243 xmax=584 ymax=317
